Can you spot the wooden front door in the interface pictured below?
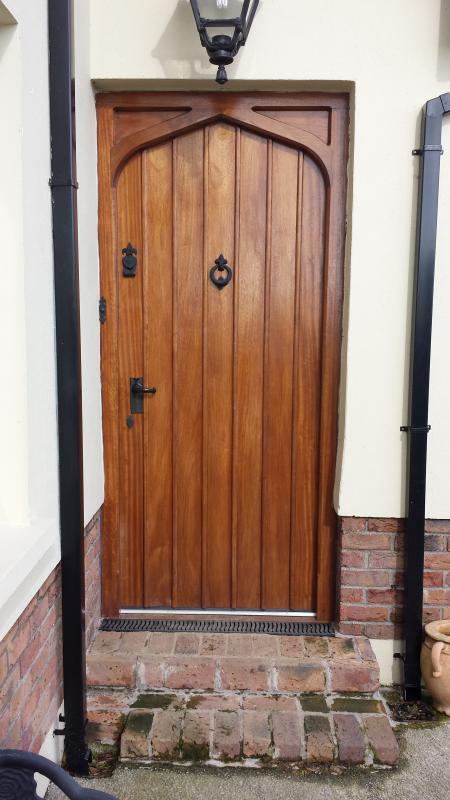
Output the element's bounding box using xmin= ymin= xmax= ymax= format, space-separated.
xmin=98 ymin=93 xmax=348 ymax=619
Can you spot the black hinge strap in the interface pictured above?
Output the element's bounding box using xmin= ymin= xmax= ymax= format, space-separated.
xmin=99 ymin=297 xmax=107 ymax=324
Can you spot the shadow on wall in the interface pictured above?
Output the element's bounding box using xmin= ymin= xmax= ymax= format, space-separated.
xmin=438 ymin=0 xmax=450 ymax=79
xmin=152 ymin=0 xmax=216 ymax=80
xmin=0 ymin=22 xmax=15 ymax=68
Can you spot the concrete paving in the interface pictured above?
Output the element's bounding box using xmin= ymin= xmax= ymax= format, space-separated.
xmin=47 ymin=724 xmax=450 ymax=800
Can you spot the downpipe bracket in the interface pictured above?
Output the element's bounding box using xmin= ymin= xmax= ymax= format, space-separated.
xmin=400 ymin=425 xmax=431 ymax=434
xmin=412 ymin=146 xmax=443 ymax=156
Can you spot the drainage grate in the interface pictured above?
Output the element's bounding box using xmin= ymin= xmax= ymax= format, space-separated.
xmin=100 ymin=618 xmax=335 ymax=636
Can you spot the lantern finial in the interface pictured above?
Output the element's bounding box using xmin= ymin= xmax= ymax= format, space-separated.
xmin=189 ymin=0 xmax=260 ymax=85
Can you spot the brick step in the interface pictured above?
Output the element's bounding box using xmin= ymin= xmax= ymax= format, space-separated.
xmin=87 ymin=691 xmax=399 ymax=767
xmin=86 ymin=632 xmax=380 ymax=695
xmin=86 ymin=632 xmax=396 ymax=769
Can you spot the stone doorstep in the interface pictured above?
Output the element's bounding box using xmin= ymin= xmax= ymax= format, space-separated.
xmin=86 ymin=691 xmax=399 ymax=768
xmin=86 ymin=634 xmax=380 ymax=695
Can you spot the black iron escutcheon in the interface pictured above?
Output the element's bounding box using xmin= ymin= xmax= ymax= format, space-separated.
xmin=210 ymin=253 xmax=233 ymax=290
xmin=122 ymin=242 xmax=137 ymax=277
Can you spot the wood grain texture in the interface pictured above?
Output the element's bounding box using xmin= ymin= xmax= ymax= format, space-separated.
xmin=202 ymin=123 xmax=235 ymax=608
xmin=98 ymin=93 xmax=349 ymax=619
xmin=116 ymin=154 xmax=144 ymax=607
xmin=290 ymin=153 xmax=324 ymax=611
xmin=172 ymin=130 xmax=204 ymax=608
xmin=142 ymin=143 xmax=174 ymax=607
xmin=97 ymin=101 xmax=119 ymax=616
xmin=261 ymin=142 xmax=298 ymax=609
xmin=233 ymin=130 xmax=267 ymax=609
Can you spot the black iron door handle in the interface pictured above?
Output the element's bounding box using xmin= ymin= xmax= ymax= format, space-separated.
xmin=132 ymin=379 xmax=157 ymax=395
xmin=130 ymin=377 xmax=157 ymax=414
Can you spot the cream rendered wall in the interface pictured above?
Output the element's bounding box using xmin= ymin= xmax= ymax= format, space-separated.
xmin=0 ymin=0 xmax=61 ymax=641
xmin=0 ymin=0 xmax=105 ymax=639
xmin=74 ymin=0 xmax=104 ymax=525
xmin=89 ymin=0 xmax=450 ymax=520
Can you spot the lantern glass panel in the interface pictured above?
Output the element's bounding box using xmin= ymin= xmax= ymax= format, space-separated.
xmin=196 ymin=0 xmax=246 ymax=20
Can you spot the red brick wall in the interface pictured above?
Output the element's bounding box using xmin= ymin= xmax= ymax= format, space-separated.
xmin=338 ymin=517 xmax=450 ymax=638
xmin=85 ymin=511 xmax=102 ymax=649
xmin=0 ymin=510 xmax=102 ymax=752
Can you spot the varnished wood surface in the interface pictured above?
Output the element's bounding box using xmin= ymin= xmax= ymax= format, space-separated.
xmin=116 ymin=155 xmax=144 ymax=607
xmin=98 ymin=93 xmax=349 ymax=620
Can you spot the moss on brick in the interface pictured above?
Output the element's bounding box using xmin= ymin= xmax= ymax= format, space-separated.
xmin=304 ymin=714 xmax=331 ymax=734
xmin=125 ymin=710 xmax=154 ymax=736
xmin=331 ymin=697 xmax=385 ymax=714
xmin=301 ymin=696 xmax=329 ymax=713
xmin=335 ymin=638 xmax=355 ymax=655
xmin=131 ymin=693 xmax=176 ymax=710
xmin=182 ymin=739 xmax=210 ymax=761
xmin=186 ymin=696 xmax=205 ymax=709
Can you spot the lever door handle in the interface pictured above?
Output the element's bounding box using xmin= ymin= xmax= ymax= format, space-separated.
xmin=130 ymin=377 xmax=157 ymax=414
xmin=132 ymin=379 xmax=157 ymax=395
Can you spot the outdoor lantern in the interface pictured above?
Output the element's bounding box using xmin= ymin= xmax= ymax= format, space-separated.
xmin=189 ymin=0 xmax=260 ymax=85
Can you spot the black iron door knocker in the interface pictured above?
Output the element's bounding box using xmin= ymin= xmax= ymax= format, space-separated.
xmin=209 ymin=254 xmax=233 ymax=290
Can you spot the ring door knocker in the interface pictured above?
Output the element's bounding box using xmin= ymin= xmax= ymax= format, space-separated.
xmin=209 ymin=254 xmax=233 ymax=290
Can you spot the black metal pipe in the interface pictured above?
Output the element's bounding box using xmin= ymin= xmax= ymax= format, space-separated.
xmin=48 ymin=0 xmax=90 ymax=773
xmin=402 ymin=92 xmax=450 ymax=701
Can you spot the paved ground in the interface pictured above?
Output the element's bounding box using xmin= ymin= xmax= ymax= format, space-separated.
xmin=47 ymin=723 xmax=450 ymax=800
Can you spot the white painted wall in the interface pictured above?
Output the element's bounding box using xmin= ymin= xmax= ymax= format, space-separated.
xmin=0 ymin=0 xmax=61 ymax=633
xmin=74 ymin=0 xmax=104 ymax=525
xmin=89 ymin=0 xmax=450 ymax=519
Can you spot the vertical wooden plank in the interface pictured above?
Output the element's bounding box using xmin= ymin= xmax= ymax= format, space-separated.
xmin=172 ymin=129 xmax=204 ymax=608
xmin=202 ymin=123 xmax=236 ymax=608
xmin=316 ymin=106 xmax=349 ymax=621
xmin=142 ymin=143 xmax=174 ymax=607
xmin=116 ymin=153 xmax=144 ymax=607
xmin=233 ymin=130 xmax=267 ymax=609
xmin=290 ymin=153 xmax=325 ymax=611
xmin=261 ymin=142 xmax=299 ymax=609
xmin=97 ymin=102 xmax=120 ymax=616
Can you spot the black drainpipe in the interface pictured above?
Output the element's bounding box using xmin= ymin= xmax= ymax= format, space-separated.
xmin=401 ymin=92 xmax=450 ymax=700
xmin=48 ymin=0 xmax=90 ymax=774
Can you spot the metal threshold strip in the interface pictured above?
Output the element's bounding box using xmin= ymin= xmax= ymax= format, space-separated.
xmin=102 ymin=616 xmax=334 ymax=637
xmin=120 ymin=608 xmax=316 ymax=618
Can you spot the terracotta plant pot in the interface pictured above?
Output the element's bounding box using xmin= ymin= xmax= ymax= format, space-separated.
xmin=421 ymin=620 xmax=450 ymax=715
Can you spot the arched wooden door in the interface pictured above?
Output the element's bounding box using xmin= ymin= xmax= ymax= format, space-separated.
xmin=97 ymin=93 xmax=349 ymax=620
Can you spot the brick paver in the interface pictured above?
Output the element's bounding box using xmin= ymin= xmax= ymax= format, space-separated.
xmin=120 ymin=710 xmax=153 ymax=759
xmin=304 ymin=714 xmax=334 ymax=763
xmin=277 ymin=661 xmax=326 ymax=692
xmin=243 ymin=710 xmax=271 ymax=757
xmin=213 ymin=710 xmax=241 ymax=759
xmin=272 ymin=711 xmax=302 ymax=760
xmin=220 ymin=659 xmax=270 ymax=691
xmin=87 ymin=654 xmax=135 ymax=687
xmin=182 ymin=710 xmax=211 ymax=760
xmin=334 ymin=713 xmax=366 ymax=764
xmin=151 ymin=709 xmax=183 ymax=759
xmin=165 ymin=658 xmax=216 ymax=690
xmin=330 ymin=659 xmax=379 ymax=693
xmin=364 ymin=714 xmax=400 ymax=766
